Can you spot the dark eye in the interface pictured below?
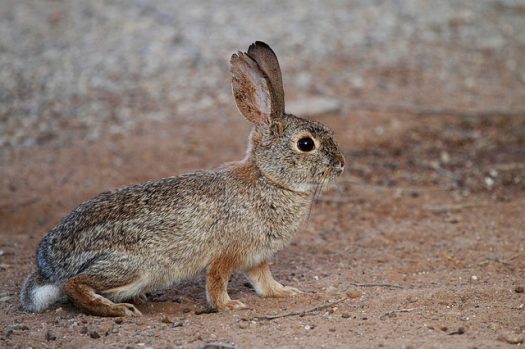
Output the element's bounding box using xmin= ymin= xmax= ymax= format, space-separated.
xmin=297 ymin=137 xmax=315 ymax=152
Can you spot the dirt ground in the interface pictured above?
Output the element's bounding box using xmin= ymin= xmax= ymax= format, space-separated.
xmin=1 ymin=1 xmax=525 ymax=348
xmin=1 ymin=110 xmax=524 ymax=349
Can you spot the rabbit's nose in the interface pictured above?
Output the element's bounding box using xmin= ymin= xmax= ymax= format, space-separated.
xmin=336 ymin=154 xmax=345 ymax=169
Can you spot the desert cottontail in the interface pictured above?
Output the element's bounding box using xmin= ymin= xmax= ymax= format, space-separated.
xmin=20 ymin=41 xmax=345 ymax=317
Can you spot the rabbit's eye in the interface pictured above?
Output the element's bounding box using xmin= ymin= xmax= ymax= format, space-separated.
xmin=297 ymin=137 xmax=315 ymax=152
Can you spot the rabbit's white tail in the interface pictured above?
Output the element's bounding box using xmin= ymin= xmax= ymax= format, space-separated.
xmin=20 ymin=271 xmax=63 ymax=312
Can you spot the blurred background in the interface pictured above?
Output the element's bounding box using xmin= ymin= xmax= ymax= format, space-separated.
xmin=1 ymin=0 xmax=524 ymax=150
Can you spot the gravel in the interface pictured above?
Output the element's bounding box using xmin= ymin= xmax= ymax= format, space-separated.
xmin=1 ymin=0 xmax=524 ymax=150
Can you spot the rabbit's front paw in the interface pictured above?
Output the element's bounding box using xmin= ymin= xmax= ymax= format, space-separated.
xmin=217 ymin=299 xmax=248 ymax=311
xmin=116 ymin=303 xmax=143 ymax=317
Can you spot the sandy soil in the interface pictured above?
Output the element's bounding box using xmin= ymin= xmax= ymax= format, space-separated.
xmin=1 ymin=110 xmax=524 ymax=349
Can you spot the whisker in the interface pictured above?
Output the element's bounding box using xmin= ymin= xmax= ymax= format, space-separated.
xmin=306 ymin=173 xmax=326 ymax=222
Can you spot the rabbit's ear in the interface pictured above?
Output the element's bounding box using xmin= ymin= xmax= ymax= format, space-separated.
xmin=247 ymin=42 xmax=285 ymax=116
xmin=230 ymin=51 xmax=273 ymax=126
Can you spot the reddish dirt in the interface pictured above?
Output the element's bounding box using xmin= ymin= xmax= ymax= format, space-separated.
xmin=1 ymin=111 xmax=524 ymax=349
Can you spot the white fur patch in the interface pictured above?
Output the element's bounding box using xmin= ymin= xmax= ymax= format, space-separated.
xmin=31 ymin=284 xmax=62 ymax=312
xmin=102 ymin=274 xmax=151 ymax=302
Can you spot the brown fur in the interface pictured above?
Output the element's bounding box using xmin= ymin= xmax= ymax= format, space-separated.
xmin=206 ymin=254 xmax=246 ymax=310
xmin=63 ymin=275 xmax=142 ymax=317
xmin=229 ymin=160 xmax=261 ymax=184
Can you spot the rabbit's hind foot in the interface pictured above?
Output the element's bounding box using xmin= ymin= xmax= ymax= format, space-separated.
xmin=63 ymin=275 xmax=143 ymax=317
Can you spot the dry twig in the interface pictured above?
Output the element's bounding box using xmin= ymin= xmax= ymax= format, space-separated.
xmin=252 ymin=297 xmax=346 ymax=321
xmin=379 ymin=308 xmax=416 ymax=320
xmin=347 ymin=282 xmax=403 ymax=289
xmin=478 ymin=254 xmax=520 ymax=266
xmin=425 ymin=203 xmax=486 ymax=213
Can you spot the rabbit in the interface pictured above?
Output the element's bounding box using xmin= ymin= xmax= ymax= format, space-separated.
xmin=20 ymin=41 xmax=345 ymax=317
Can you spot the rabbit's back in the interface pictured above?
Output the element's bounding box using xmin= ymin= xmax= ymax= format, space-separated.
xmin=37 ymin=165 xmax=310 ymax=283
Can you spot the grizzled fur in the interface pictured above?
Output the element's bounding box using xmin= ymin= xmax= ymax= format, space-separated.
xmin=20 ymin=41 xmax=344 ymax=317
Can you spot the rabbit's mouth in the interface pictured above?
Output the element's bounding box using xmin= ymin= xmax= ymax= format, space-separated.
xmin=322 ymin=164 xmax=345 ymax=180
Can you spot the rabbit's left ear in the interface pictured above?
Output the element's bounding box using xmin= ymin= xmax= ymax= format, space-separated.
xmin=247 ymin=42 xmax=285 ymax=116
xmin=230 ymin=51 xmax=273 ymax=126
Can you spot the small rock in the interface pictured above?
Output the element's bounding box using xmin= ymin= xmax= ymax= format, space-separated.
xmin=195 ymin=307 xmax=217 ymax=315
xmin=304 ymin=324 xmax=315 ymax=330
xmin=406 ymin=296 xmax=418 ymax=303
xmin=497 ymin=331 xmax=524 ymax=345
xmin=325 ymin=286 xmax=339 ymax=295
xmin=89 ymin=330 xmax=100 ymax=339
xmin=8 ymin=324 xmax=29 ymax=332
xmin=440 ymin=326 xmax=448 ymax=332
xmin=197 ymin=341 xmax=239 ymax=349
xmin=238 ymin=322 xmax=249 ymax=329
xmin=346 ymin=289 xmax=362 ymax=299
xmin=114 ymin=318 xmax=123 ymax=324
xmin=182 ymin=307 xmax=192 ymax=314
xmin=514 ymin=286 xmax=524 ymax=293
xmin=329 ymin=327 xmax=336 ymax=332
xmin=172 ymin=321 xmax=183 ymax=328
xmin=471 ymin=275 xmax=478 ymax=281
xmin=448 ymin=327 xmax=465 ymax=335
xmin=80 ymin=326 xmax=88 ymax=334
xmin=160 ymin=315 xmax=172 ymax=324
xmin=341 ymin=313 xmax=351 ymax=319
xmin=46 ymin=331 xmax=57 ymax=341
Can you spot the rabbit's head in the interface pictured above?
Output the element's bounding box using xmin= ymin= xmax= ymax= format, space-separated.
xmin=231 ymin=42 xmax=344 ymax=193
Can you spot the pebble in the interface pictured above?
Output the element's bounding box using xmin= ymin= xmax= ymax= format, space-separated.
xmin=5 ymin=324 xmax=29 ymax=338
xmin=114 ymin=318 xmax=123 ymax=324
xmin=341 ymin=313 xmax=351 ymax=319
xmin=514 ymin=286 xmax=524 ymax=293
xmin=448 ymin=327 xmax=465 ymax=335
xmin=346 ymin=289 xmax=362 ymax=299
xmin=160 ymin=315 xmax=172 ymax=324
xmin=46 ymin=331 xmax=57 ymax=341
xmin=497 ymin=331 xmax=524 ymax=345
xmin=89 ymin=330 xmax=100 ymax=339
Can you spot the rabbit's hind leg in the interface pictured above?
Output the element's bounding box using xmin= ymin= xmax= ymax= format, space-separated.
xmin=63 ymin=275 xmax=143 ymax=317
